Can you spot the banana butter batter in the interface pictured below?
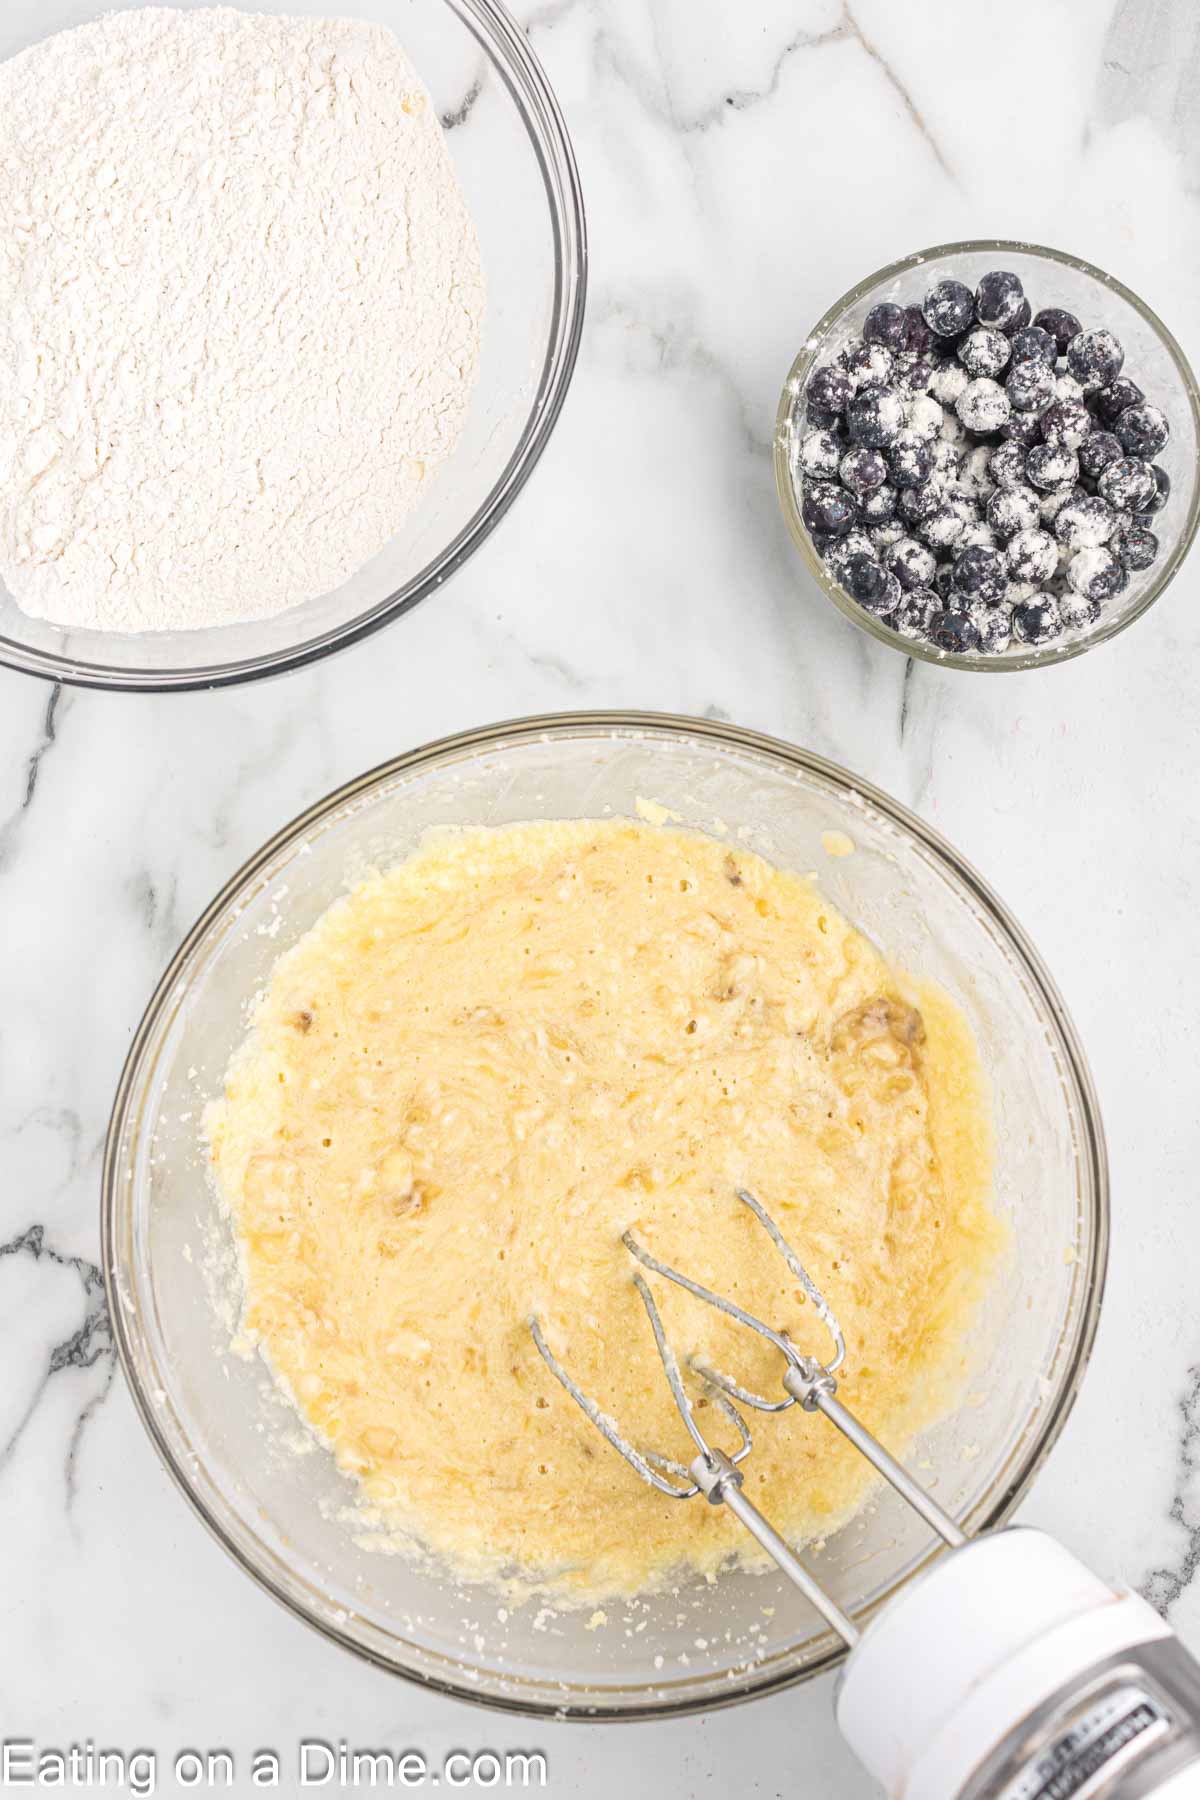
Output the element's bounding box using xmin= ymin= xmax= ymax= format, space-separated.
xmin=207 ymin=819 xmax=1001 ymax=1597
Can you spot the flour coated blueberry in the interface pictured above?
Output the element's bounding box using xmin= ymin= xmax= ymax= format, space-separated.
xmin=794 ymin=265 xmax=1172 ymax=655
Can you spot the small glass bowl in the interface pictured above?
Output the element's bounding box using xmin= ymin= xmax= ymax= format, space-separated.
xmin=103 ymin=712 xmax=1108 ymax=1718
xmin=0 ymin=0 xmax=586 ymax=692
xmin=774 ymin=240 xmax=1200 ymax=672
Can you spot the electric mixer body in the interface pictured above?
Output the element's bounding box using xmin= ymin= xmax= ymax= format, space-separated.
xmin=532 ymin=1189 xmax=1200 ymax=1798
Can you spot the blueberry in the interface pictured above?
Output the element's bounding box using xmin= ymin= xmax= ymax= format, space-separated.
xmin=899 ymin=482 xmax=942 ymax=526
xmin=808 ymin=365 xmax=853 ymax=414
xmin=839 ymin=446 xmax=889 ymax=495
xmin=1054 ymin=494 xmax=1117 ymax=550
xmin=1001 ymin=409 xmax=1044 ymax=447
xmin=1135 ymin=464 xmax=1170 ymax=519
xmin=886 ymin=432 xmax=934 ymax=489
xmin=1077 ymin=430 xmax=1123 ymax=481
xmin=869 ymin=522 xmax=907 ymax=553
xmin=989 ymin=440 xmax=1028 ymax=489
xmin=928 ymin=361 xmax=969 ymax=408
xmin=957 ymin=378 xmax=1011 ymax=434
xmin=1097 ymin=455 xmax=1156 ymax=512
xmin=1093 ymin=377 xmax=1144 ymax=427
xmin=927 ymin=608 xmax=982 ymax=653
xmin=841 ymin=552 xmax=889 ymax=606
xmin=797 ymin=428 xmax=843 ymax=479
xmin=987 ymin=485 xmax=1040 ymax=540
xmin=1111 ymin=525 xmax=1159 ymax=571
xmin=975 ymin=270 xmax=1026 ymax=331
xmin=1057 ymin=588 xmax=1102 ymax=631
xmin=1067 ymin=328 xmax=1124 ymax=392
xmin=832 ymin=528 xmax=877 ymax=565
xmin=960 ymin=520 xmax=999 ymax=552
xmin=1026 ymin=443 xmax=1079 ymax=491
xmin=858 ymin=566 xmax=903 ymax=616
xmin=952 ymin=544 xmax=1008 ymax=603
xmin=1114 ymin=402 xmax=1169 ymax=459
xmin=806 ymin=402 xmax=843 ymax=433
xmin=1040 ymin=398 xmax=1093 ymax=450
xmin=892 ymin=589 xmax=937 ymax=638
xmin=957 ymin=327 xmax=1011 ymax=379
xmin=1032 ymin=308 xmax=1082 ymax=355
xmin=900 ymin=306 xmax=934 ymax=354
xmin=933 ymin=561 xmax=955 ymax=599
xmin=1006 ymin=527 xmax=1058 ymax=585
xmin=905 ymin=394 xmax=944 ymax=441
xmin=960 ymin=445 xmax=998 ymax=499
xmin=802 ymin=480 xmax=857 ymax=537
xmin=1001 ymin=298 xmax=1033 ymax=336
xmin=1006 ymin=360 xmax=1057 ymax=414
xmin=841 ymin=341 xmax=895 ymax=390
xmin=1010 ymin=326 xmax=1057 ymax=366
xmin=931 ymin=439 xmax=964 ymax=482
xmin=972 ymin=602 xmax=1014 ymax=651
xmin=883 ymin=536 xmax=937 ymax=590
xmin=1067 ymin=546 xmax=1127 ymax=602
xmin=923 ymin=279 xmax=975 ymax=340
xmin=858 ymin=481 xmax=898 ymax=524
xmin=920 ymin=498 xmax=974 ymax=549
xmin=848 ymin=383 xmax=906 ymax=448
xmin=939 ymin=411 xmax=968 ymax=450
xmin=1012 ymin=596 xmax=1063 ymax=644
xmin=893 ymin=354 xmax=937 ymax=396
xmin=1039 ymin=484 xmax=1082 ymax=528
xmin=863 ymin=303 xmax=908 ymax=350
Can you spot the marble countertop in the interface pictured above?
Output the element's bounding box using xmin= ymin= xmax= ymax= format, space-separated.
xmin=4 ymin=1 xmax=1200 ymax=1793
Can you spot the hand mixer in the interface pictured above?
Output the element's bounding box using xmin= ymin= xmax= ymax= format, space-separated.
xmin=532 ymin=1189 xmax=1200 ymax=1799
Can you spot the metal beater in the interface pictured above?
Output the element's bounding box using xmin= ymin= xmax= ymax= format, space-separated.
xmin=531 ymin=1189 xmax=1200 ymax=1800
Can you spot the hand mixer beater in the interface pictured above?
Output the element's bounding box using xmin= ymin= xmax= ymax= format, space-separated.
xmin=533 ymin=1189 xmax=1200 ymax=1800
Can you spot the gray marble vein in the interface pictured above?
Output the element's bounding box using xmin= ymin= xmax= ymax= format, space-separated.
xmin=642 ymin=18 xmax=847 ymax=135
xmin=125 ymin=865 xmax=183 ymax=961
xmin=898 ymin=656 xmax=916 ymax=745
xmin=441 ymin=74 xmax=483 ymax=132
xmin=588 ymin=288 xmax=771 ymax=456
xmin=0 ymin=682 xmax=65 ymax=871
xmin=525 ymin=0 xmax=957 ymax=185
xmin=19 ymin=684 xmax=62 ymax=811
xmin=521 ymin=0 xmax=835 ymax=137
xmin=840 ymin=6 xmax=959 ymax=187
xmin=0 ymin=1226 xmax=114 ymax=1515
xmin=1143 ymin=1367 xmax=1200 ymax=1616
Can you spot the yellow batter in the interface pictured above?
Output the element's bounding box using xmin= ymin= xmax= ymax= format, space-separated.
xmin=207 ymin=818 xmax=1001 ymax=1598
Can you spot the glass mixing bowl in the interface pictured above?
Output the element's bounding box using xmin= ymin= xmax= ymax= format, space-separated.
xmin=102 ymin=713 xmax=1108 ymax=1717
xmin=0 ymin=0 xmax=585 ymax=691
xmin=775 ymin=240 xmax=1200 ymax=672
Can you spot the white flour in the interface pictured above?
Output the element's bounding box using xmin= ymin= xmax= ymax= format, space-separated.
xmin=0 ymin=8 xmax=484 ymax=632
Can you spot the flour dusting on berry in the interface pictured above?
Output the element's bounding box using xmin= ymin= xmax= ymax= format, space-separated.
xmin=789 ymin=260 xmax=1173 ymax=657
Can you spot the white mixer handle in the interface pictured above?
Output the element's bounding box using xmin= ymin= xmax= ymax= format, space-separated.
xmin=533 ymin=1190 xmax=1200 ymax=1797
xmin=836 ymin=1527 xmax=1200 ymax=1800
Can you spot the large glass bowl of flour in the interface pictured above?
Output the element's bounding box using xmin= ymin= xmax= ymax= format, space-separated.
xmin=103 ymin=713 xmax=1108 ymax=1717
xmin=0 ymin=0 xmax=585 ymax=691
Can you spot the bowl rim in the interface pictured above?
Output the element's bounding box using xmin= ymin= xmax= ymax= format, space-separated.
xmin=101 ymin=709 xmax=1110 ymax=1719
xmin=0 ymin=0 xmax=588 ymax=694
xmin=774 ymin=237 xmax=1200 ymax=672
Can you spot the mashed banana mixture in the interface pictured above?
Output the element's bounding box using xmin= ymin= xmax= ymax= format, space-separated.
xmin=207 ymin=819 xmax=1000 ymax=1597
